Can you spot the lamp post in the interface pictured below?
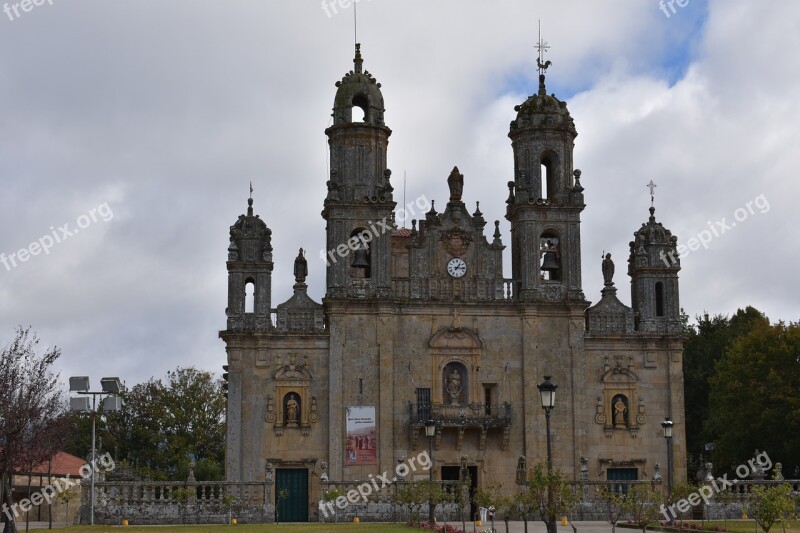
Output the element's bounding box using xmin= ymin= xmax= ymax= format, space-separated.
xmin=661 ymin=418 xmax=674 ymax=502
xmin=425 ymin=418 xmax=436 ymax=526
xmin=537 ymin=376 xmax=558 ymax=533
xmin=69 ymin=376 xmax=123 ymax=526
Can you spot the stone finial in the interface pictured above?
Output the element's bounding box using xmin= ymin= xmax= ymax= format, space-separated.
xmin=354 ymin=43 xmax=363 ymax=73
xmin=506 ymin=181 xmax=515 ymax=205
xmin=492 ymin=221 xmax=503 ymax=246
xmin=573 ymin=169 xmax=584 ymax=192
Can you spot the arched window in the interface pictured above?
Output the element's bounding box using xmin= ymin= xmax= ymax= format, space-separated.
xmin=352 ymin=94 xmax=368 ymax=123
xmin=541 ymin=159 xmax=551 ymax=200
xmin=245 ymin=280 xmax=255 ymax=313
xmin=349 ymin=228 xmax=371 ymax=278
xmin=539 ymin=231 xmax=561 ymax=281
xmin=655 ymin=282 xmax=665 ymax=317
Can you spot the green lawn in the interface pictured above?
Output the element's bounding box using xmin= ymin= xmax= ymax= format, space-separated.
xmin=660 ymin=520 xmax=800 ymax=533
xmin=57 ymin=524 xmax=416 ymax=533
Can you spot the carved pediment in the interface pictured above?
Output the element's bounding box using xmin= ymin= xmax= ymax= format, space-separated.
xmin=274 ymin=354 xmax=312 ymax=381
xmin=429 ymin=327 xmax=482 ymax=349
xmin=600 ymin=356 xmax=639 ymax=383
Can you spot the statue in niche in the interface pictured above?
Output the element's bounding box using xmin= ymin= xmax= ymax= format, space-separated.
xmin=285 ymin=394 xmax=299 ymax=424
xmin=446 ymin=367 xmax=463 ymax=404
xmin=294 ymin=248 xmax=308 ymax=284
xmin=602 ymin=253 xmax=615 ymax=286
xmin=613 ymin=396 xmax=628 ymax=428
xmin=447 ymin=166 xmax=464 ymax=202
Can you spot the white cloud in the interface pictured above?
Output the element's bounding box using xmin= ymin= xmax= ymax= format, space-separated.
xmin=0 ymin=0 xmax=796 ymax=386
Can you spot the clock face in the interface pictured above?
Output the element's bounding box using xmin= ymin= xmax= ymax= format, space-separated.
xmin=447 ymin=257 xmax=467 ymax=278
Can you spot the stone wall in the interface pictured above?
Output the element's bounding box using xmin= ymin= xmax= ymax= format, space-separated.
xmin=80 ymin=480 xmax=274 ymax=525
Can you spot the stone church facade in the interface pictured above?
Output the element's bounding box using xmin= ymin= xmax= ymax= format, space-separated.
xmin=220 ymin=44 xmax=686 ymax=521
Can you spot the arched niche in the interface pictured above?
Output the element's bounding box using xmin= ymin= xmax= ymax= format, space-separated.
xmin=270 ymin=355 xmax=318 ymax=436
xmin=595 ymin=355 xmax=646 ymax=436
xmin=429 ymin=327 xmax=482 ymax=405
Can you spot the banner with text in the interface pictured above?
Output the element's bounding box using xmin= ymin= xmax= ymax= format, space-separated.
xmin=346 ymin=406 xmax=376 ymax=465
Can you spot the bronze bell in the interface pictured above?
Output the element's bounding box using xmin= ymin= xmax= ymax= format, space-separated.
xmin=540 ymin=251 xmax=560 ymax=272
xmin=351 ymin=247 xmax=370 ymax=269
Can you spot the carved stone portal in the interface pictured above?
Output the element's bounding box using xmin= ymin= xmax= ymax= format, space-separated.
xmin=596 ymin=355 xmax=645 ymax=435
xmin=271 ymin=354 xmax=317 ymax=436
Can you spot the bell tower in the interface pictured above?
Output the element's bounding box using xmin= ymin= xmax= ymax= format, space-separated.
xmin=628 ymin=185 xmax=682 ymax=333
xmin=225 ymin=194 xmax=273 ymax=331
xmin=322 ymin=44 xmax=395 ymax=299
xmin=505 ymin=43 xmax=586 ymax=303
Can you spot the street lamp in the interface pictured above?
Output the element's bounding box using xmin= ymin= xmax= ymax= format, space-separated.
xmin=661 ymin=418 xmax=674 ymax=500
xmin=425 ymin=418 xmax=436 ymax=526
xmin=69 ymin=376 xmax=124 ymax=525
xmin=537 ymin=376 xmax=558 ymax=533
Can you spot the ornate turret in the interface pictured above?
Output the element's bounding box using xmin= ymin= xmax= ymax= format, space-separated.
xmin=628 ymin=185 xmax=681 ymax=333
xmin=225 ymin=194 xmax=273 ymax=331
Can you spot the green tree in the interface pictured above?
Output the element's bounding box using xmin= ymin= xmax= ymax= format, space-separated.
xmin=597 ymin=486 xmax=625 ymax=533
xmin=517 ymin=463 xmax=579 ymax=533
xmin=622 ymin=483 xmax=663 ymax=533
xmin=706 ymin=320 xmax=800 ymax=474
xmin=396 ymin=480 xmax=444 ymax=526
xmin=668 ymin=482 xmax=698 ymax=524
xmin=683 ymin=307 xmax=765 ymax=463
xmin=473 ymin=483 xmax=514 ymax=532
xmin=748 ymin=483 xmax=796 ymax=533
xmin=65 ymin=366 xmax=226 ymax=481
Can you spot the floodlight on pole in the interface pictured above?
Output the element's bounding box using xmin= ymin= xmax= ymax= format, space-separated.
xmin=68 ymin=375 xmax=124 ymax=526
xmin=100 ymin=377 xmax=122 ymax=395
xmin=69 ymin=376 xmax=90 ymax=392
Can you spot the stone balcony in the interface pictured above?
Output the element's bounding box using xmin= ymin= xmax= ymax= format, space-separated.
xmin=409 ymin=402 xmax=512 ymax=451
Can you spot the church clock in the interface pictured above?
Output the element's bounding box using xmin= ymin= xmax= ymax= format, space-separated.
xmin=447 ymin=257 xmax=467 ymax=278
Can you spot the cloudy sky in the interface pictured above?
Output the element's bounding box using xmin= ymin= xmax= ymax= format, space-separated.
xmin=1 ymin=1 xmax=797 ymax=388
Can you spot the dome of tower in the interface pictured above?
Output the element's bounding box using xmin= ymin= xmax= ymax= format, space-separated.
xmin=632 ymin=207 xmax=677 ymax=246
xmin=332 ymin=44 xmax=386 ymax=126
xmin=509 ymin=74 xmax=576 ymax=135
xmin=628 ymin=206 xmax=680 ymax=273
xmin=228 ymin=197 xmax=272 ymax=262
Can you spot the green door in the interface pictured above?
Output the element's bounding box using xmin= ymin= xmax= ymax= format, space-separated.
xmin=276 ymin=468 xmax=308 ymax=522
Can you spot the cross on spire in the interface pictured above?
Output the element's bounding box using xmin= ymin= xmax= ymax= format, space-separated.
xmin=646 ymin=180 xmax=657 ymax=207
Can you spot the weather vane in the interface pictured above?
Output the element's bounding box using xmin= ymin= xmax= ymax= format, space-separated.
xmin=536 ymin=20 xmax=552 ymax=74
xmin=646 ymin=180 xmax=657 ymax=207
xmin=249 ymin=181 xmax=253 ymax=200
